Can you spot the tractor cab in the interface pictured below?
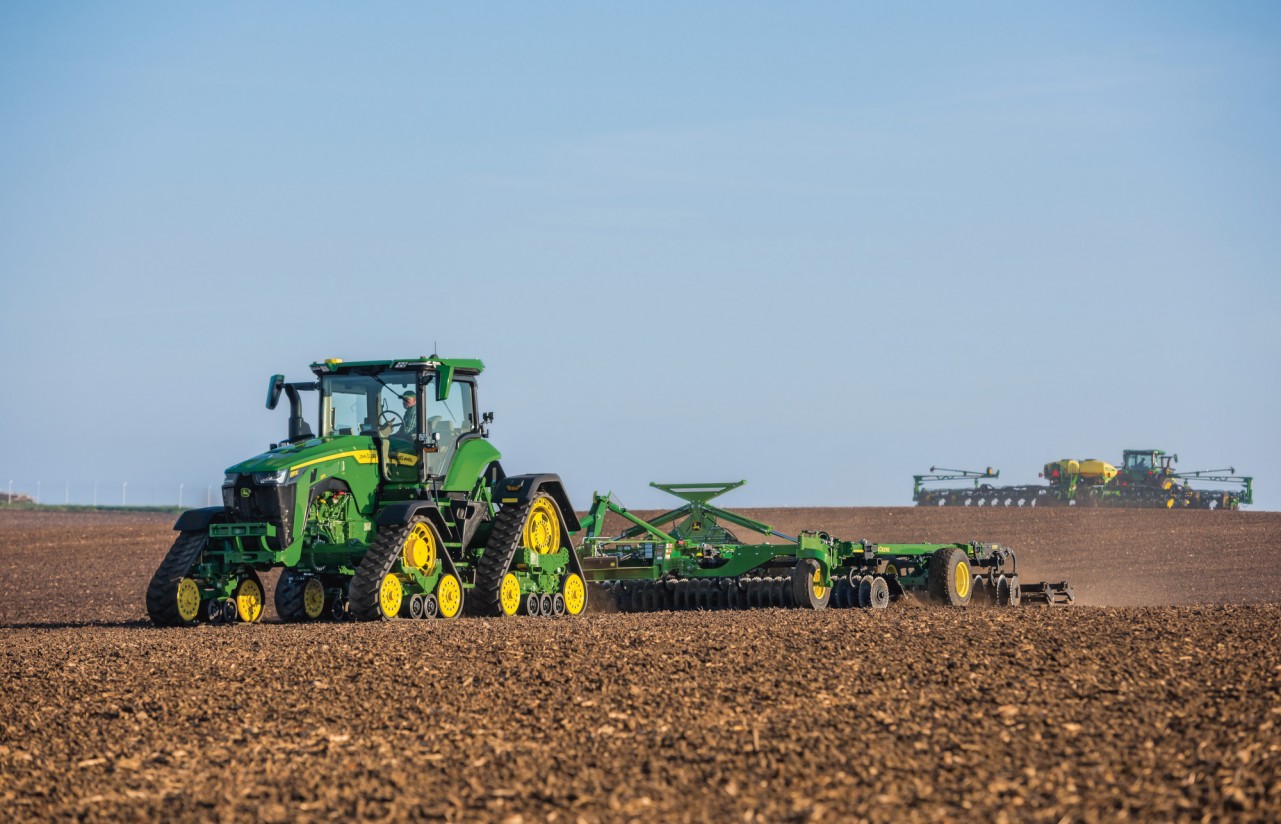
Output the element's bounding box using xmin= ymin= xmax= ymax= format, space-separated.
xmin=313 ymin=357 xmax=482 ymax=479
xmin=1119 ymin=449 xmax=1178 ymax=491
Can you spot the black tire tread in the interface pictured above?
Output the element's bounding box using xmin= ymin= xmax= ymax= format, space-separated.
xmin=145 ymin=531 xmax=207 ymax=627
xmin=274 ymin=568 xmax=309 ymax=622
xmin=349 ymin=521 xmax=411 ymax=621
xmin=474 ymin=497 xmax=541 ymax=616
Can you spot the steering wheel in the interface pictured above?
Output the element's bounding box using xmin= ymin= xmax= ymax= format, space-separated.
xmin=379 ymin=410 xmax=403 ymax=432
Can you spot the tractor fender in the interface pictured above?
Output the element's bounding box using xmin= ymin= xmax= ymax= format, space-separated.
xmin=495 ymin=474 xmax=582 ymax=533
xmin=375 ymin=502 xmax=453 ymax=542
xmin=173 ymin=506 xmax=225 ymax=533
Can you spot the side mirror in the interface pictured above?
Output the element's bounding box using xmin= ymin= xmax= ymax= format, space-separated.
xmin=266 ymin=374 xmax=285 ymax=410
xmin=483 ymin=411 xmax=494 ymax=424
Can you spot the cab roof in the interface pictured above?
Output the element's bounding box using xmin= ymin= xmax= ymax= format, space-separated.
xmin=310 ymin=355 xmax=484 ymax=375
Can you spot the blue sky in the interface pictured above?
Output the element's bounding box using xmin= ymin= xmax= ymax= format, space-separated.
xmin=1 ymin=3 xmax=1278 ymax=509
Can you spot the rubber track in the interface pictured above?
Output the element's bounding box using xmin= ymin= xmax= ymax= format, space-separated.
xmin=145 ymin=531 xmax=207 ymax=627
xmin=348 ymin=522 xmax=409 ymax=621
xmin=274 ymin=569 xmax=309 ymax=622
xmin=473 ymin=500 xmax=530 ymax=616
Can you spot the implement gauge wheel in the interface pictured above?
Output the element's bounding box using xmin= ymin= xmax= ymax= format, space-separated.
xmin=928 ymin=547 xmax=973 ymax=607
xmin=275 ymin=570 xmax=327 ymax=622
xmin=791 ymin=559 xmax=831 ymax=610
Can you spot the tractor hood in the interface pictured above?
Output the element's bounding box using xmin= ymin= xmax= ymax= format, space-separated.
xmin=224 ymin=435 xmax=378 ymax=480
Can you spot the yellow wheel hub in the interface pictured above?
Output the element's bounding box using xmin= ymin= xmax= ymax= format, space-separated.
xmin=436 ymin=574 xmax=463 ymax=619
xmin=401 ymin=522 xmax=437 ymax=572
xmin=236 ymin=577 xmax=264 ymax=623
xmin=499 ymin=573 xmax=522 ymax=616
xmin=522 ymin=497 xmax=561 ymax=554
xmin=176 ymin=578 xmax=201 ymax=623
xmin=811 ymin=568 xmax=827 ymax=599
xmin=379 ymin=574 xmax=403 ymax=619
xmin=562 ymin=573 xmax=587 ymax=616
xmin=302 ymin=577 xmax=326 ymax=620
xmin=955 ymin=561 xmax=971 ymax=599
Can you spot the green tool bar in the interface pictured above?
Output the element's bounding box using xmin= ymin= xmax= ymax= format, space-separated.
xmin=210 ymin=522 xmax=277 ymax=539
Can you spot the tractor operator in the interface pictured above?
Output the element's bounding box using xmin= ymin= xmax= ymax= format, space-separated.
xmin=397 ymin=392 xmax=417 ymax=439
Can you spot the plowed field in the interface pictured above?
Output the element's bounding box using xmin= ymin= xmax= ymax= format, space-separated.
xmin=2 ymin=508 xmax=1280 ymax=822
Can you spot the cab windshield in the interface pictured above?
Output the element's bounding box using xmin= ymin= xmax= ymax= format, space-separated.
xmin=1125 ymin=453 xmax=1155 ymax=471
xmin=320 ymin=371 xmax=417 ymax=438
xmin=319 ymin=369 xmax=477 ymax=477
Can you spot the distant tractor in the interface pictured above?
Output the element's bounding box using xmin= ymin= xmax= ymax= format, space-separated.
xmin=914 ymin=449 xmax=1252 ymax=509
xmin=146 ymin=356 xmax=587 ymax=626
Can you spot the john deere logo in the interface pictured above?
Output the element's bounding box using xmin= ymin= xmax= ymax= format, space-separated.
xmin=240 ymin=488 xmax=251 ymax=498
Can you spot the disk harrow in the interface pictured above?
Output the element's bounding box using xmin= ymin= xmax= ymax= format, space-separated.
xmin=578 ymin=482 xmax=1073 ymax=611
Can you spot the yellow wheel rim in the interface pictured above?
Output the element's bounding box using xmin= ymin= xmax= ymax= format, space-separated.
xmin=302 ymin=577 xmax=326 ymax=620
xmin=436 ymin=574 xmax=463 ymax=619
xmin=236 ymin=577 xmax=264 ymax=623
xmin=176 ymin=578 xmax=201 ymax=622
xmin=401 ymin=522 xmax=437 ymax=572
xmin=562 ymin=573 xmax=586 ymax=616
xmin=811 ymin=568 xmax=827 ymax=599
xmin=499 ymin=573 xmax=522 ymax=616
xmin=379 ymin=574 xmax=403 ymax=619
xmin=522 ymin=497 xmax=561 ymax=554
xmin=955 ymin=561 xmax=971 ymax=599
xmin=1166 ymin=498 xmax=1175 ymax=509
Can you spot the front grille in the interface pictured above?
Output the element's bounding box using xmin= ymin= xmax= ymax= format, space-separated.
xmin=222 ymin=478 xmax=297 ymax=550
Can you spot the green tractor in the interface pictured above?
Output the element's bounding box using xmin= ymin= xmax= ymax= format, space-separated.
xmin=146 ymin=356 xmax=587 ymax=626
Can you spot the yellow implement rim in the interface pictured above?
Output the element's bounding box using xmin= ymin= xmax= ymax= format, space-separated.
xmin=955 ymin=561 xmax=971 ymax=599
xmin=402 ymin=522 xmax=437 ymax=572
xmin=302 ymin=577 xmax=326 ymax=619
xmin=437 ymin=574 xmax=463 ymax=619
xmin=500 ymin=573 xmax=522 ymax=616
xmin=236 ymin=577 xmax=264 ymax=623
xmin=379 ymin=574 xmax=403 ymax=619
xmin=523 ymin=497 xmax=561 ymax=554
xmin=811 ymin=568 xmax=827 ymax=600
xmin=562 ymin=573 xmax=586 ymax=616
xmin=176 ymin=578 xmax=201 ymax=622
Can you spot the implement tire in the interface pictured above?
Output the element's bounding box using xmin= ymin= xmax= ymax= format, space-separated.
xmin=146 ymin=531 xmax=209 ymax=627
xmin=474 ymin=493 xmax=567 ymax=616
xmin=791 ymin=559 xmax=831 ymax=610
xmin=276 ymin=569 xmax=326 ymax=622
xmin=928 ymin=546 xmax=973 ymax=607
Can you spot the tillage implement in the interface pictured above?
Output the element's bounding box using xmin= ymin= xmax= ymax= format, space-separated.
xmin=146 ymin=356 xmax=588 ymax=626
xmin=577 ymin=482 xmax=1073 ymax=610
xmin=913 ymin=449 xmax=1253 ymax=510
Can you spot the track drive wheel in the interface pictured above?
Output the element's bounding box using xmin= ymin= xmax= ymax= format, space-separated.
xmin=791 ymin=559 xmax=831 ymax=610
xmin=561 ymin=572 xmax=588 ymax=616
xmin=275 ymin=570 xmax=327 ymax=622
xmin=146 ymin=530 xmax=210 ymax=627
xmin=928 ymin=547 xmax=973 ymax=607
xmin=475 ymin=492 xmax=567 ymax=616
xmin=235 ymin=572 xmax=265 ymax=623
xmin=350 ymin=517 xmax=440 ymax=621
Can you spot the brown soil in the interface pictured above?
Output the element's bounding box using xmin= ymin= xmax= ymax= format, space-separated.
xmin=2 ymin=508 xmax=1280 ymax=822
